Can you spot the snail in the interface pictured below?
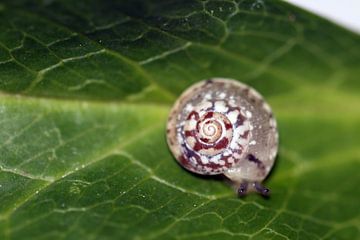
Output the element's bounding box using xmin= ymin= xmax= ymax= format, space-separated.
xmin=166 ymin=78 xmax=278 ymax=196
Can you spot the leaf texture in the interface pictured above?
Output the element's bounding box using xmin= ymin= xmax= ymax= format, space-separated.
xmin=0 ymin=0 xmax=359 ymax=239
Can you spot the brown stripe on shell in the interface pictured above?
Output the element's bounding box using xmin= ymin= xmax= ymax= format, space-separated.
xmin=240 ymin=130 xmax=250 ymax=139
xmin=166 ymin=78 xmax=278 ymax=181
xmin=187 ymin=111 xmax=200 ymax=120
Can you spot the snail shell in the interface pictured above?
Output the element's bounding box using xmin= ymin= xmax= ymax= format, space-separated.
xmin=166 ymin=78 xmax=278 ymax=192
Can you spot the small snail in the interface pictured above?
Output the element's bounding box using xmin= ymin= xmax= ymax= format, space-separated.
xmin=166 ymin=78 xmax=278 ymax=196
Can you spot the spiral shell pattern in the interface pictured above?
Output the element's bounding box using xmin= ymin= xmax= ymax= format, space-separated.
xmin=184 ymin=112 xmax=233 ymax=156
xmin=166 ymin=78 xmax=278 ymax=180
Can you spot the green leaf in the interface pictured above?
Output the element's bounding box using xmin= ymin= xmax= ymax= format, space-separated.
xmin=0 ymin=0 xmax=359 ymax=239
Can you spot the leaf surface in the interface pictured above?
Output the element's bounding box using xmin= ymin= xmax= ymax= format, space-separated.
xmin=0 ymin=1 xmax=359 ymax=239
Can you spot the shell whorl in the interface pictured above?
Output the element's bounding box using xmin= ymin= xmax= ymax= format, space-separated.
xmin=167 ymin=78 xmax=278 ymax=184
xmin=167 ymin=79 xmax=263 ymax=175
xmin=184 ymin=111 xmax=233 ymax=156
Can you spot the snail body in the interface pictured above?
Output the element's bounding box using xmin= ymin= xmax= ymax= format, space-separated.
xmin=166 ymin=78 xmax=278 ymax=196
